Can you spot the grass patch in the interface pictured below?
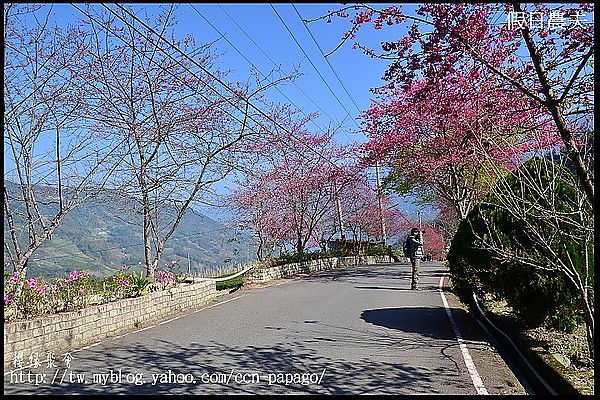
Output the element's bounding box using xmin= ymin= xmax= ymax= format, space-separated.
xmin=215 ymin=274 xmax=244 ymax=291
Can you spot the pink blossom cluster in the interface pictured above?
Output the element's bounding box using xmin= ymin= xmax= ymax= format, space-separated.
xmin=156 ymin=270 xmax=175 ymax=288
xmin=26 ymin=278 xmax=48 ymax=296
xmin=114 ymin=275 xmax=130 ymax=287
xmin=4 ymin=293 xmax=12 ymax=306
xmin=65 ymin=270 xmax=91 ymax=283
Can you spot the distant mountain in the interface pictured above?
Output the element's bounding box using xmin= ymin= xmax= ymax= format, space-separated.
xmin=3 ymin=181 xmax=255 ymax=278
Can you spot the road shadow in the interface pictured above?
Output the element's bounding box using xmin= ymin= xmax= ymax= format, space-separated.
xmin=4 ymin=261 xmax=481 ymax=396
xmin=4 ymin=337 xmax=451 ymax=395
xmin=361 ymin=307 xmax=486 ymax=344
xmin=354 ymin=284 xmax=447 ymax=291
xmin=355 ymin=285 xmax=413 ymax=291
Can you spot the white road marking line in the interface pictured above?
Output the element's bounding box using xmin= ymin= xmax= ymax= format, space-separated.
xmin=135 ymin=325 xmax=154 ymax=333
xmin=158 ymin=316 xmax=179 ymax=325
xmin=438 ymin=275 xmax=488 ymax=395
xmin=202 ymin=295 xmax=244 ymax=309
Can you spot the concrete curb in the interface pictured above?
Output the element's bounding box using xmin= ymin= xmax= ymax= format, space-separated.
xmin=483 ymin=311 xmax=582 ymax=395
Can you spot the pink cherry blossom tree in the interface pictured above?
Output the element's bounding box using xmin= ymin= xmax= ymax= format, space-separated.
xmin=359 ymin=67 xmax=556 ymax=233
xmin=339 ymin=178 xmax=408 ymax=247
xmin=310 ymin=3 xmax=594 ymax=205
xmin=228 ymin=105 xmax=357 ymax=257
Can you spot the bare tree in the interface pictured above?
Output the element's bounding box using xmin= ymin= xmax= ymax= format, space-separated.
xmin=4 ymin=4 xmax=121 ymax=277
xmin=79 ymin=4 xmax=297 ymax=278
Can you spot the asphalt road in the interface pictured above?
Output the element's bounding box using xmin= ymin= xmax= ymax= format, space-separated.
xmin=3 ymin=261 xmax=524 ymax=395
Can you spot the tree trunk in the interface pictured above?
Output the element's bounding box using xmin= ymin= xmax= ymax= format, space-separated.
xmin=256 ymin=234 xmax=264 ymax=261
xmin=142 ymin=189 xmax=153 ymax=279
xmin=583 ymin=307 xmax=594 ymax=360
xmin=296 ymin=235 xmax=304 ymax=254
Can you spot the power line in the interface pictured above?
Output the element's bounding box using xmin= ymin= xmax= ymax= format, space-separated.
xmin=292 ymin=3 xmax=363 ymax=114
xmin=74 ymin=6 xmax=362 ymax=175
xmin=216 ymin=3 xmax=337 ymax=123
xmin=73 ymin=2 xmax=366 ymax=197
xmin=70 ymin=4 xmax=383 ymax=241
xmin=188 ymin=3 xmax=328 ymax=135
xmin=73 ymin=3 xmax=305 ymax=165
xmin=59 ymin=4 xmax=284 ymax=266
xmin=69 ymin=4 xmax=249 ymax=128
xmin=9 ymin=5 xmax=390 ymax=269
xmin=269 ymin=3 xmax=361 ymax=131
xmin=102 ymin=3 xmax=357 ymax=175
xmin=104 ymin=4 xmax=278 ymax=134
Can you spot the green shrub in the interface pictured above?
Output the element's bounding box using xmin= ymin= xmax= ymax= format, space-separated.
xmin=273 ymin=248 xmax=349 ymax=266
xmin=216 ymin=275 xmax=244 ymax=291
xmin=129 ymin=270 xmax=149 ymax=297
xmin=362 ymin=245 xmax=391 ymax=257
xmin=447 ymin=157 xmax=591 ymax=333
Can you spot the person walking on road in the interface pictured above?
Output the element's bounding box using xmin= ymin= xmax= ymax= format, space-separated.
xmin=408 ymin=227 xmax=424 ymax=290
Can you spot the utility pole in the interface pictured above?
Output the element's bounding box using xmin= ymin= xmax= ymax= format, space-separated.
xmin=375 ymin=161 xmax=387 ymax=246
xmin=187 ymin=252 xmax=191 ymax=276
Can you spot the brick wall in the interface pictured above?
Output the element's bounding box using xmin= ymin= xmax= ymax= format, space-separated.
xmin=4 ymin=280 xmax=216 ymax=371
xmin=246 ymin=255 xmax=393 ymax=283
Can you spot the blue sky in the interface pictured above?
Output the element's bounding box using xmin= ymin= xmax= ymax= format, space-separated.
xmin=66 ymin=3 xmax=430 ymax=217
xmin=8 ymin=3 xmax=594 ymax=228
xmin=172 ymin=3 xmax=430 ymax=221
xmin=50 ymin=3 xmax=402 ymax=142
xmin=167 ymin=3 xmax=421 ymax=216
xmin=175 ymin=3 xmax=402 ymax=139
xmin=4 ymin=3 xmax=437 ymax=223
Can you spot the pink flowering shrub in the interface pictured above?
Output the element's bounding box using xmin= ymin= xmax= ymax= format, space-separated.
xmin=100 ymin=271 xmax=135 ymax=301
xmin=4 ymin=261 xmax=186 ymax=322
xmin=99 ymin=264 xmax=150 ymax=300
xmin=148 ymin=260 xmax=184 ymax=291
xmin=4 ymin=270 xmax=93 ymax=321
xmin=155 ymin=270 xmax=175 ymax=290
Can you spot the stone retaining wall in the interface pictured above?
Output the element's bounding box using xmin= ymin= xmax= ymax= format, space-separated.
xmin=4 ymin=280 xmax=216 ymax=371
xmin=246 ymin=255 xmax=393 ymax=283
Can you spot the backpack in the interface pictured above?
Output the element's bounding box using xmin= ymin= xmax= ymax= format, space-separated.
xmin=402 ymin=235 xmax=411 ymax=257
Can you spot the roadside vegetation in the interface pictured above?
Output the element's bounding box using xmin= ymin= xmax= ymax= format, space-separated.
xmin=215 ymin=275 xmax=245 ymax=291
xmin=447 ymin=155 xmax=594 ymax=359
xmin=4 ymin=261 xmax=186 ymax=323
xmin=218 ymin=246 xmax=397 ymax=291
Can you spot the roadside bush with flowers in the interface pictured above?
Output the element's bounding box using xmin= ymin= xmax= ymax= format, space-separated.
xmin=4 ymin=260 xmax=187 ymax=323
xmin=4 ymin=270 xmax=94 ymax=321
xmin=151 ymin=259 xmax=185 ymax=291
